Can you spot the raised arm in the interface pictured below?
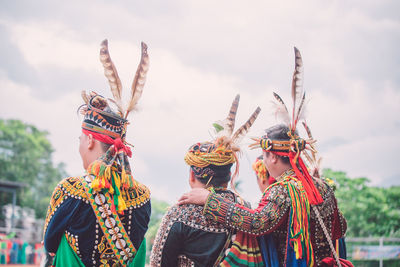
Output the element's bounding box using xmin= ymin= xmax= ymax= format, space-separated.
xmin=204 ymin=184 xmax=290 ymax=235
xmin=179 ymin=185 xmax=291 ymax=236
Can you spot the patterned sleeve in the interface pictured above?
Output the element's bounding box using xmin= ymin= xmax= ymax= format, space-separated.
xmin=204 ymin=184 xmax=291 ymax=235
xmin=43 ymin=177 xmax=83 ymax=253
xmin=150 ymin=206 xmax=181 ymax=267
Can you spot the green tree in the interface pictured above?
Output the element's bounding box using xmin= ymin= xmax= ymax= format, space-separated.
xmin=0 ymin=119 xmax=67 ymax=219
xmin=323 ymin=168 xmax=400 ymax=237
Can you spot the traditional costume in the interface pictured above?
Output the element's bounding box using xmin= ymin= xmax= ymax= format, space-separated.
xmin=150 ymin=95 xmax=263 ymax=267
xmin=202 ymin=48 xmax=348 ymax=266
xmin=43 ymin=40 xmax=151 ymax=266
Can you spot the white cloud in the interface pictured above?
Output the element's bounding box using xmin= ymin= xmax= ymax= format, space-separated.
xmin=6 ymin=21 xmax=98 ymax=73
xmin=325 ymin=134 xmax=400 ymax=185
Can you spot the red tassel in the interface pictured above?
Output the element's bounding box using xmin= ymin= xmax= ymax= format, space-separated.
xmin=273 ymin=151 xmax=323 ymax=205
xmin=110 ymin=200 xmax=116 ymax=213
xmin=104 ymin=179 xmax=111 ymax=189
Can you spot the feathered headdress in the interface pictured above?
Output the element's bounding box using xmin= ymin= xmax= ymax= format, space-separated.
xmin=301 ymin=121 xmax=322 ymax=178
xmin=249 ymin=47 xmax=323 ymax=205
xmin=81 ymin=40 xmax=149 ymax=121
xmin=185 ymin=94 xmax=261 ymax=192
xmin=80 ymin=39 xmax=149 ymax=214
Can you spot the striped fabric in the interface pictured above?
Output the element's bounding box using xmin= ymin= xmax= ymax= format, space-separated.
xmin=220 ymin=231 xmax=265 ymax=267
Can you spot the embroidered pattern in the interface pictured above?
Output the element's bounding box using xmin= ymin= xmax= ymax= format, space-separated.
xmin=205 ymin=182 xmax=291 ymax=235
xmin=150 ymin=190 xmax=235 ymax=267
xmin=121 ymin=181 xmax=150 ymax=208
xmin=177 ymin=255 xmax=195 ymax=267
xmin=82 ymin=175 xmax=136 ymax=265
xmin=65 ymin=231 xmax=80 ymax=257
xmin=204 ymin=174 xmax=346 ymax=266
xmin=45 ymin=174 xmax=150 ymax=266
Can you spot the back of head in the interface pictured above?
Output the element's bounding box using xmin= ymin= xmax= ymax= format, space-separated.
xmin=185 ymin=142 xmax=234 ymax=187
xmin=264 ymin=124 xmax=292 ymax=141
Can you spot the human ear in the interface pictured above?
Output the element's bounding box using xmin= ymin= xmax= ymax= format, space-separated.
xmin=262 ymin=179 xmax=268 ymax=187
xmin=87 ymin=134 xmax=95 ymax=149
xmin=271 ymin=153 xmax=278 ymax=164
xmin=189 ymin=169 xmax=197 ymax=187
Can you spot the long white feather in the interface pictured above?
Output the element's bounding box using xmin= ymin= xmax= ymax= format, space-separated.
xmin=291 ymin=47 xmax=304 ymax=130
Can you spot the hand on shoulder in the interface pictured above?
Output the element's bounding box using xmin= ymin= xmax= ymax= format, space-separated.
xmin=178 ymin=188 xmax=210 ymax=206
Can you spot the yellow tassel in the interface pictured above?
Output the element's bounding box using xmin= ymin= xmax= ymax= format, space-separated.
xmin=117 ymin=195 xmax=127 ymax=212
xmin=92 ymin=179 xmax=100 ymax=191
xmin=121 ymin=169 xmax=127 ymax=187
xmin=105 ymin=166 xmax=111 ymax=181
xmin=114 ymin=172 xmax=121 ymax=189
xmin=108 ymin=182 xmax=114 ymax=194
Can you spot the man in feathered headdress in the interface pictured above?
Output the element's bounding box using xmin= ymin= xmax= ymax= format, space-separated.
xmin=150 ymin=95 xmax=264 ymax=267
xmin=178 ymin=48 xmax=350 ymax=266
xmin=43 ymin=40 xmax=151 ymax=267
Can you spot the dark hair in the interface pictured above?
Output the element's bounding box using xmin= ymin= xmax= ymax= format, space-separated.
xmin=264 ymin=124 xmax=298 ymax=165
xmin=100 ymin=142 xmax=112 ymax=153
xmin=192 ymin=164 xmax=232 ymax=187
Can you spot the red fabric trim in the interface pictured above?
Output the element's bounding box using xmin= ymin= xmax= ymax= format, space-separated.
xmin=268 ymin=176 xmax=277 ymax=185
xmin=272 ymin=151 xmax=323 ymax=205
xmin=82 ymin=129 xmax=132 ymax=157
xmin=321 ymin=257 xmax=354 ymax=267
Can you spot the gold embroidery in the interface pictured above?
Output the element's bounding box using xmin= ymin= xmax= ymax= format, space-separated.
xmin=121 ymin=182 xmax=150 ymax=207
xmin=98 ymin=235 xmax=117 ymax=262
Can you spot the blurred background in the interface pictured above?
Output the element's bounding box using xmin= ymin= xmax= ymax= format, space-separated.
xmin=0 ymin=0 xmax=399 ymax=266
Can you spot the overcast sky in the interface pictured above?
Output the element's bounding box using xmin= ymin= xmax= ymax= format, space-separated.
xmin=0 ymin=0 xmax=399 ymax=204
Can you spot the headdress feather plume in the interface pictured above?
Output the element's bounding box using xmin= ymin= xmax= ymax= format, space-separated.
xmin=226 ymin=94 xmax=240 ymax=135
xmin=232 ymin=107 xmax=261 ymax=142
xmin=302 ymin=121 xmax=322 ymax=177
xmin=85 ymin=39 xmax=149 ymax=120
xmin=213 ymin=94 xmax=240 ymax=136
xmin=272 ymin=47 xmax=306 ymax=132
xmin=99 ymin=39 xmax=124 ymax=115
xmin=126 ymin=42 xmax=150 ymax=118
xmin=213 ymin=95 xmax=261 ymax=197
xmin=272 ymin=92 xmax=291 ymax=125
xmin=294 ymin=92 xmax=307 ymax=125
xmin=291 ymin=47 xmax=304 ymax=131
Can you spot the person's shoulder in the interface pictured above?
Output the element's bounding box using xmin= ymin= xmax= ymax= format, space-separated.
xmin=52 ymin=176 xmax=88 ymax=201
xmin=264 ymin=180 xmax=289 ymax=197
xmin=122 ymin=179 xmax=151 ymax=209
xmin=169 ymin=203 xmax=203 ymax=215
xmin=313 ymin=177 xmax=334 ymax=199
xmin=167 ymin=203 xmax=228 ymax=232
xmin=165 ymin=203 xmax=204 ymax=222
